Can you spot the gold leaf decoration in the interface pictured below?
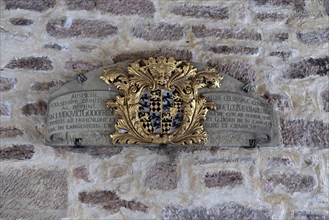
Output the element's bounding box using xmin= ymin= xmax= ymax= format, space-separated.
xmin=101 ymin=57 xmax=223 ymax=145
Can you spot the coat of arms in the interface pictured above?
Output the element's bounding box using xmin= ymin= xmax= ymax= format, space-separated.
xmin=101 ymin=57 xmax=223 ymax=145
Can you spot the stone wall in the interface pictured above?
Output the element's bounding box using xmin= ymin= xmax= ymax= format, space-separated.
xmin=1 ymin=0 xmax=328 ymax=219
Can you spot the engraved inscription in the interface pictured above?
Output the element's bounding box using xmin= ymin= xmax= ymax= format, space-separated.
xmin=203 ymin=92 xmax=273 ymax=135
xmin=47 ymin=91 xmax=117 ymax=137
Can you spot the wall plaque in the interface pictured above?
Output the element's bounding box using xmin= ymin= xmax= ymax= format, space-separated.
xmin=45 ymin=58 xmax=280 ymax=147
xmin=45 ymin=69 xmax=119 ymax=146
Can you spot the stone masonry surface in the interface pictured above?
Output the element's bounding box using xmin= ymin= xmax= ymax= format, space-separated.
xmin=0 ymin=0 xmax=328 ymax=219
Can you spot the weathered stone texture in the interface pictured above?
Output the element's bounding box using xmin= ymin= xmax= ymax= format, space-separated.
xmin=1 ymin=0 xmax=329 ymax=218
xmin=66 ymin=0 xmax=155 ymax=16
xmin=65 ymin=60 xmax=102 ymax=73
xmin=209 ymin=46 xmax=259 ymax=55
xmin=285 ymin=56 xmax=329 ymax=79
xmin=172 ymin=6 xmax=229 ymax=19
xmin=4 ymin=0 xmax=56 ymax=12
xmin=272 ymin=32 xmax=289 ymax=42
xmin=65 ymin=0 xmax=95 ymax=10
xmin=113 ymin=49 xmax=192 ymax=63
xmin=321 ymin=88 xmax=329 ymax=112
xmin=76 ymin=45 xmax=97 ymax=52
xmin=30 ymin=80 xmax=65 ymax=91
xmin=53 ymin=146 xmax=122 ymax=158
xmin=269 ymin=51 xmax=292 ymax=60
xmin=253 ymin=0 xmax=306 ymax=12
xmin=9 ymin=17 xmax=34 ymax=26
xmin=267 ymin=157 xmax=293 ymax=168
xmin=22 ymin=100 xmax=47 ymax=116
xmin=0 ymin=77 xmax=17 ymax=92
xmin=162 ymin=203 xmax=270 ymax=220
xmin=79 ymin=190 xmax=148 ymax=213
xmin=0 ymin=103 xmax=10 ymax=116
xmin=148 ymin=145 xmax=220 ymax=155
xmin=0 ymin=144 xmax=34 ymax=160
xmin=43 ymin=43 xmax=63 ymax=50
xmin=265 ymin=173 xmax=315 ymax=193
xmin=47 ymin=19 xmax=118 ymax=38
xmin=0 ymin=169 xmax=67 ymax=219
xmin=256 ymin=12 xmax=287 ymax=21
xmin=280 ymin=119 xmax=329 ymax=147
xmin=208 ymin=60 xmax=256 ymax=84
xmin=144 ymin=162 xmax=177 ymax=190
xmin=205 ymin=171 xmax=243 ymax=188
xmin=324 ymin=0 xmax=329 ymax=16
xmin=5 ymin=56 xmax=53 ymax=70
xmin=0 ymin=127 xmax=23 ymax=138
xmin=297 ymin=28 xmax=329 ymax=44
xmin=263 ymin=92 xmax=290 ymax=111
xmin=73 ymin=166 xmax=90 ymax=182
xmin=192 ymin=25 xmax=262 ymax=41
xmin=294 ymin=211 xmax=329 ymax=220
xmin=96 ymin=0 xmax=155 ymax=16
xmin=132 ymin=23 xmax=184 ymax=41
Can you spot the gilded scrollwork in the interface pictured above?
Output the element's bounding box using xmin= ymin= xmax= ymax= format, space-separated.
xmin=101 ymin=57 xmax=223 ymax=145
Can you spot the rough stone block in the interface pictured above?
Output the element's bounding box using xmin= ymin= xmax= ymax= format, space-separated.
xmin=73 ymin=166 xmax=90 ymax=182
xmin=144 ymin=162 xmax=177 ymax=190
xmin=205 ymin=171 xmax=243 ymax=188
xmin=0 ymin=169 xmax=68 ymax=219
xmin=97 ymin=0 xmax=155 ymax=16
xmin=47 ymin=19 xmax=118 ymax=38
xmin=171 ymin=6 xmax=229 ymax=19
xmin=9 ymin=17 xmax=34 ymax=26
xmin=65 ymin=0 xmax=96 ymax=10
xmin=0 ymin=77 xmax=16 ymax=92
xmin=297 ymin=28 xmax=329 ymax=44
xmin=30 ymin=80 xmax=65 ymax=91
xmin=88 ymin=146 xmax=122 ymax=158
xmin=269 ymin=51 xmax=292 ymax=60
xmin=265 ymin=173 xmax=315 ymax=193
xmin=280 ymin=119 xmax=329 ymax=147
xmin=294 ymin=211 xmax=329 ymax=220
xmin=263 ymin=92 xmax=290 ymax=111
xmin=79 ymin=190 xmax=148 ymax=213
xmin=256 ymin=12 xmax=287 ymax=21
xmin=267 ymin=157 xmax=293 ymax=168
xmin=321 ymin=88 xmax=329 ymax=112
xmin=192 ymin=25 xmax=262 ymax=41
xmin=76 ymin=45 xmax=97 ymax=52
xmin=285 ymin=56 xmax=329 ymax=79
xmin=22 ymin=100 xmax=47 ymax=116
xmin=162 ymin=202 xmax=270 ymax=220
xmin=0 ymin=144 xmax=34 ymax=160
xmin=0 ymin=103 xmax=10 ymax=116
xmin=66 ymin=0 xmax=155 ymax=16
xmin=132 ymin=23 xmax=184 ymax=41
xmin=324 ymin=0 xmax=329 ymax=16
xmin=207 ymin=60 xmax=256 ymax=84
xmin=209 ymin=46 xmax=259 ymax=55
xmin=5 ymin=56 xmax=53 ymax=70
xmin=4 ymin=0 xmax=56 ymax=12
xmin=65 ymin=60 xmax=102 ymax=73
xmin=0 ymin=127 xmax=23 ymax=138
xmin=253 ymin=0 xmax=305 ymax=12
xmin=113 ymin=49 xmax=192 ymax=63
xmin=43 ymin=43 xmax=63 ymax=50
xmin=272 ymin=32 xmax=289 ymax=42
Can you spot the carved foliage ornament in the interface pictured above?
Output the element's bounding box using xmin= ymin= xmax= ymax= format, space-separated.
xmin=101 ymin=57 xmax=223 ymax=145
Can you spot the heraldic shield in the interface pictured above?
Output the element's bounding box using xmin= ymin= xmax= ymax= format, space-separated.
xmin=101 ymin=57 xmax=223 ymax=145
